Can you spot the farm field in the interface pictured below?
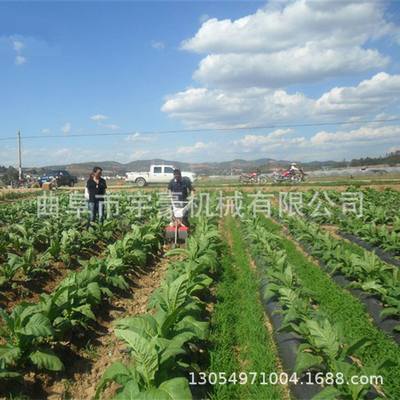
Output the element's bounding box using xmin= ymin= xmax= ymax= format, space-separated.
xmin=55 ymin=175 xmax=400 ymax=190
xmin=1 ymin=185 xmax=400 ymax=400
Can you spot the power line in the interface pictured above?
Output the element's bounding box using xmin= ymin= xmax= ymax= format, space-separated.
xmin=0 ymin=117 xmax=399 ymax=141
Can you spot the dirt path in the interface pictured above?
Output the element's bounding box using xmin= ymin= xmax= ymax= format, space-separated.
xmin=46 ymin=247 xmax=171 ymax=400
xmin=321 ymin=223 xmax=350 ymax=241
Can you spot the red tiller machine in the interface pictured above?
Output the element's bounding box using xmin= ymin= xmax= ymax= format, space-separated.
xmin=165 ymin=200 xmax=191 ymax=245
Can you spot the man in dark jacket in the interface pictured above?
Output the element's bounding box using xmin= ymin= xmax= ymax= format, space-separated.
xmin=86 ymin=166 xmax=107 ymax=224
xmin=168 ymin=169 xmax=194 ymax=225
xmin=168 ymin=169 xmax=193 ymax=202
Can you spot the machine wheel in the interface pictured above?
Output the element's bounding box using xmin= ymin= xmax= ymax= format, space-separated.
xmin=136 ymin=177 xmax=146 ymax=187
xmin=69 ymin=181 xmax=75 ymax=187
xmin=292 ymin=176 xmax=302 ymax=183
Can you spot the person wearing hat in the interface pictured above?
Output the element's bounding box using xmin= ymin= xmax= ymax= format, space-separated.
xmin=289 ymin=162 xmax=305 ymax=178
xmin=289 ymin=162 xmax=300 ymax=174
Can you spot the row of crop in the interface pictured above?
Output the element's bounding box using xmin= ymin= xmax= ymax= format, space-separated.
xmin=300 ymin=188 xmax=400 ymax=226
xmin=0 ymin=191 xmax=160 ymax=226
xmin=294 ymin=188 xmax=400 ymax=258
xmin=209 ymin=216 xmax=285 ymax=400
xmin=339 ymin=218 xmax=400 ymax=257
xmin=0 ymin=219 xmax=122 ymax=286
xmin=0 ymin=192 xmax=94 ymax=225
xmin=280 ymin=213 xmax=400 ymax=337
xmin=243 ymin=215 xmax=387 ymax=399
xmin=0 ymin=191 xmax=37 ymax=202
xmin=0 ymin=216 xmax=164 ymax=384
xmin=94 ymin=215 xmax=221 ymax=399
xmin=252 ymin=212 xmax=400 ymax=398
xmin=0 ymin=195 xmax=38 ymax=224
xmin=0 ymin=193 xmax=157 ymax=286
xmin=356 ymin=188 xmax=400 ymax=225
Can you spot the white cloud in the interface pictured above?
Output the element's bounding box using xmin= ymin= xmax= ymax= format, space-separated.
xmin=193 ymin=46 xmax=387 ymax=89
xmin=12 ymin=146 xmax=103 ymax=166
xmin=15 ymin=55 xmax=26 ymax=65
xmin=234 ymin=129 xmax=293 ymax=146
xmin=132 ymin=150 xmax=151 ymax=159
xmin=53 ymin=148 xmax=73 ymax=158
xmin=310 ymin=125 xmax=400 ymax=146
xmin=89 ymin=115 xmax=120 ymax=130
xmin=315 ymin=72 xmax=400 ymax=115
xmin=151 ymin=40 xmax=165 ymax=50
xmin=163 ymin=86 xmax=313 ymax=128
xmin=103 ymin=124 xmax=119 ymax=130
xmin=229 ymin=123 xmax=400 ymax=161
xmin=183 ymin=1 xmax=395 ymax=54
xmin=162 ymin=73 xmax=400 ymax=127
xmin=126 ymin=132 xmax=154 ymax=142
xmin=9 ymin=37 xmax=27 ymax=66
xmin=13 ymin=40 xmax=24 ymax=52
xmin=126 ymin=132 xmax=141 ymax=141
xmin=61 ymin=122 xmax=71 ymax=134
xmin=181 ymin=0 xmax=397 ymax=88
xmin=90 ymin=114 xmax=108 ymax=121
xmin=233 ymin=129 xmax=307 ymax=153
xmin=41 ymin=128 xmax=50 ymax=134
xmin=269 ymin=128 xmax=292 ymax=138
xmin=163 ymin=1 xmax=400 ymax=129
xmin=177 ymin=141 xmax=213 ymax=154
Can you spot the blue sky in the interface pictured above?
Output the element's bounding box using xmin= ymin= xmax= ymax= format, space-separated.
xmin=1 ymin=0 xmax=400 ymax=167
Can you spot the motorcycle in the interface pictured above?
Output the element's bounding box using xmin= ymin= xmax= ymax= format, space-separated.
xmin=258 ymin=174 xmax=269 ymax=184
xmin=271 ymin=170 xmax=306 ymax=184
xmin=239 ymin=172 xmax=258 ymax=184
xmin=11 ymin=178 xmax=36 ymax=189
xmin=239 ymin=172 xmax=269 ymax=184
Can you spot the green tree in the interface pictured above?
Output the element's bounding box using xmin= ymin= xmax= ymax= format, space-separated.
xmin=1 ymin=166 xmax=19 ymax=185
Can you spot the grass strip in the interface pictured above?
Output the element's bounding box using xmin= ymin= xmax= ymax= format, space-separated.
xmin=208 ymin=217 xmax=284 ymax=400
xmin=261 ymin=216 xmax=400 ymax=398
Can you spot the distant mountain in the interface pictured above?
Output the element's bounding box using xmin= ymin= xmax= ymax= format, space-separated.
xmin=35 ymin=158 xmax=292 ymax=177
xmin=24 ymin=151 xmax=400 ymax=177
xmin=36 ymin=161 xmax=124 ymax=177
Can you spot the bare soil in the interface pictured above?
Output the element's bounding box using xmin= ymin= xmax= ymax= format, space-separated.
xmin=0 ymin=247 xmax=171 ymax=400
xmin=0 ymin=243 xmax=106 ymax=312
xmin=45 ymin=248 xmax=171 ymax=400
xmin=321 ymin=224 xmax=349 ymax=242
xmin=0 ymin=261 xmax=70 ymax=312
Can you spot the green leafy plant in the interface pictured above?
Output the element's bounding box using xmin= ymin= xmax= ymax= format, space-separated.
xmin=0 ymin=303 xmax=63 ymax=372
xmin=0 ymin=256 xmax=22 ymax=286
xmin=7 ymin=224 xmax=32 ymax=252
xmin=96 ymin=215 xmax=220 ymax=400
xmin=96 ymin=277 xmax=203 ymax=399
xmin=243 ymin=212 xmax=386 ymax=400
xmin=6 ymin=247 xmax=41 ymax=279
xmin=59 ymin=228 xmax=83 ymax=268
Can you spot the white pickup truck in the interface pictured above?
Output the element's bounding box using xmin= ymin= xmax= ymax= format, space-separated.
xmin=125 ymin=164 xmax=196 ymax=187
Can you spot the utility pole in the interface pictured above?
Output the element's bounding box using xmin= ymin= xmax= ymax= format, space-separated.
xmin=17 ymin=130 xmax=22 ymax=180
